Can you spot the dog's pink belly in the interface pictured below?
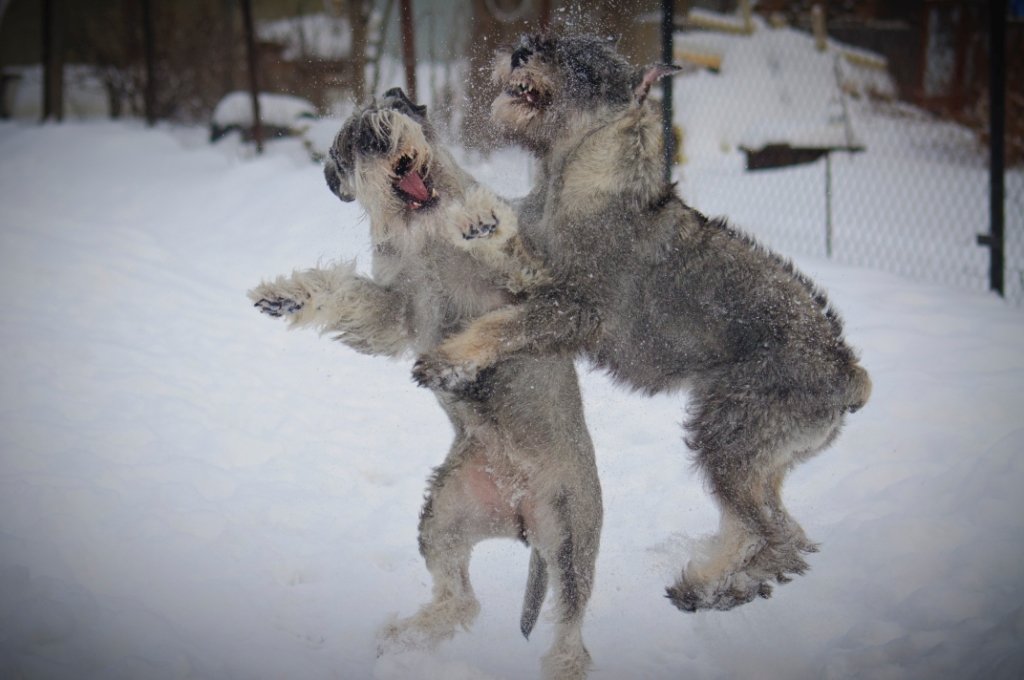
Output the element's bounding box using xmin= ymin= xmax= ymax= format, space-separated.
xmin=461 ymin=459 xmax=531 ymax=530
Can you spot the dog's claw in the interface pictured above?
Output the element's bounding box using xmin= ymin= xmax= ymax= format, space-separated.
xmin=254 ymin=297 xmax=303 ymax=317
xmin=667 ymin=575 xmax=774 ymax=613
xmin=462 ymin=219 xmax=499 ymax=240
xmin=665 ymin=586 xmax=699 ymax=613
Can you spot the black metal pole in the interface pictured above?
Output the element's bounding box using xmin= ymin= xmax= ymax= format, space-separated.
xmin=987 ymin=0 xmax=1005 ymax=296
xmin=141 ymin=0 xmax=157 ymax=127
xmin=41 ymin=0 xmax=52 ymax=120
xmin=41 ymin=0 xmax=63 ymax=121
xmin=661 ymin=0 xmax=674 ymax=184
xmin=239 ymin=0 xmax=263 ymax=154
xmin=825 ymin=152 xmax=833 ymax=258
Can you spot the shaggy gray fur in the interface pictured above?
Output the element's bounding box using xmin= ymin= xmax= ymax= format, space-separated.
xmin=249 ymin=88 xmax=601 ymax=679
xmin=413 ymin=35 xmax=872 ymax=612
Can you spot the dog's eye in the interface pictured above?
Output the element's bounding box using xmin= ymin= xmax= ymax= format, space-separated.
xmin=357 ymin=124 xmax=388 ymax=155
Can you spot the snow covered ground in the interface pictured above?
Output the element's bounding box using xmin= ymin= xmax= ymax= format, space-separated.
xmin=1 ymin=110 xmax=1022 ymax=680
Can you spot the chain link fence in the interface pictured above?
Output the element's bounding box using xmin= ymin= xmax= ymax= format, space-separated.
xmin=671 ymin=2 xmax=1023 ymax=305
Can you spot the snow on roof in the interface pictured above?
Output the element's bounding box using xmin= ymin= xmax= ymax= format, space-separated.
xmin=739 ymin=116 xmax=859 ymax=151
xmin=674 ymin=14 xmax=895 ymax=158
xmin=257 ymin=12 xmax=352 ymax=61
xmin=211 ymin=92 xmax=316 ymax=128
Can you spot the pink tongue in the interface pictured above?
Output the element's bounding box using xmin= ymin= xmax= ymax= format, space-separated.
xmin=397 ymin=171 xmax=430 ymax=202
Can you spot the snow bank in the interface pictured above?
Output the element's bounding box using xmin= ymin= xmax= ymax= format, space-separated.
xmin=211 ymin=91 xmax=316 ymax=130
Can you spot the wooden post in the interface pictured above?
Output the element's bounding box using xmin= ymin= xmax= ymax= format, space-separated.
xmin=41 ymin=0 xmax=64 ymax=121
xmin=740 ymin=0 xmax=753 ymax=34
xmin=811 ymin=4 xmax=827 ymax=51
xmin=539 ymin=0 xmax=552 ymax=30
xmin=140 ymin=0 xmax=157 ymax=126
xmin=368 ymin=0 xmax=396 ymax=99
xmin=399 ymin=0 xmax=417 ymax=102
xmin=349 ymin=0 xmax=368 ymax=104
xmin=239 ymin=0 xmax=264 ymax=153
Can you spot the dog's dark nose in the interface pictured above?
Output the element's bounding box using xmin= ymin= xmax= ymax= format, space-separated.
xmin=511 ymin=46 xmax=532 ymax=69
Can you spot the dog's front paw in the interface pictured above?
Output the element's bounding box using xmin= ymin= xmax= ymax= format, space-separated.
xmin=248 ymin=279 xmax=309 ymax=318
xmin=447 ymin=186 xmax=517 ymax=247
xmin=460 ymin=209 xmax=500 ymax=240
xmin=412 ymin=352 xmax=481 ymax=392
xmin=253 ymin=295 xmax=304 ymax=317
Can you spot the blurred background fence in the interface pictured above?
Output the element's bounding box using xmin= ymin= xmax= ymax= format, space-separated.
xmin=1 ymin=0 xmax=1021 ymax=304
xmin=670 ymin=1 xmax=1023 ymax=305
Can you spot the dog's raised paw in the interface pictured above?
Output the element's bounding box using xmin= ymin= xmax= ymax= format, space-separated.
xmin=462 ymin=210 xmax=500 ymax=240
xmin=449 ymin=186 xmax=517 ymax=247
xmin=254 ymin=296 xmax=304 ymax=317
xmin=412 ymin=354 xmax=480 ymax=392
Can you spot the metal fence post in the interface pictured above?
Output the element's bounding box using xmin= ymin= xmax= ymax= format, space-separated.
xmin=825 ymin=151 xmax=833 ymax=258
xmin=661 ymin=0 xmax=675 ymax=184
xmin=979 ymin=0 xmax=1005 ymax=296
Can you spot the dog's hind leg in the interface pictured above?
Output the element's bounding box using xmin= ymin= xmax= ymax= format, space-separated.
xmin=667 ymin=385 xmax=785 ymax=612
xmin=527 ymin=488 xmax=600 ymax=680
xmin=669 ymin=383 xmax=845 ymax=612
xmin=666 ymin=463 xmax=775 ymax=612
xmin=378 ymin=442 xmax=523 ymax=653
xmin=742 ymin=419 xmax=844 ymax=586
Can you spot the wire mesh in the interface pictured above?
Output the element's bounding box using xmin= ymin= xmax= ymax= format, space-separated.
xmin=671 ymin=3 xmax=1022 ymax=305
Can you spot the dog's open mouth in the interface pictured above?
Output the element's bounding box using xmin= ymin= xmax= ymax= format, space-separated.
xmin=507 ymin=80 xmax=548 ymax=109
xmin=392 ymin=152 xmax=438 ymax=211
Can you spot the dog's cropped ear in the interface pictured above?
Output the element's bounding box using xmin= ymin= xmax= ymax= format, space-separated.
xmin=633 ymin=64 xmax=683 ymax=106
xmin=382 ymin=87 xmax=427 ymax=118
xmin=324 ymin=158 xmax=356 ymax=202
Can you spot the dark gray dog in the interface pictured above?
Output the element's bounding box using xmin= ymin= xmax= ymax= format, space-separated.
xmin=413 ymin=35 xmax=872 ymax=613
xmin=248 ymin=89 xmax=601 ymax=679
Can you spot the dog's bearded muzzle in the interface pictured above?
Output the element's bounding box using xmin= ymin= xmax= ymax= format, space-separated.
xmin=492 ymin=45 xmax=552 ymax=115
xmin=355 ymin=109 xmax=439 ymax=213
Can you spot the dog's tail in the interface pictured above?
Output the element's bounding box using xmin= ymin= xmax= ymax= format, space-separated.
xmin=520 ymin=547 xmax=548 ymax=639
xmin=845 ymin=363 xmax=872 ymax=414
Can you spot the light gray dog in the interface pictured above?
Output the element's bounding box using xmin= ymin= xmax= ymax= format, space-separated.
xmin=248 ymin=89 xmax=602 ymax=680
xmin=413 ymin=35 xmax=872 ymax=613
